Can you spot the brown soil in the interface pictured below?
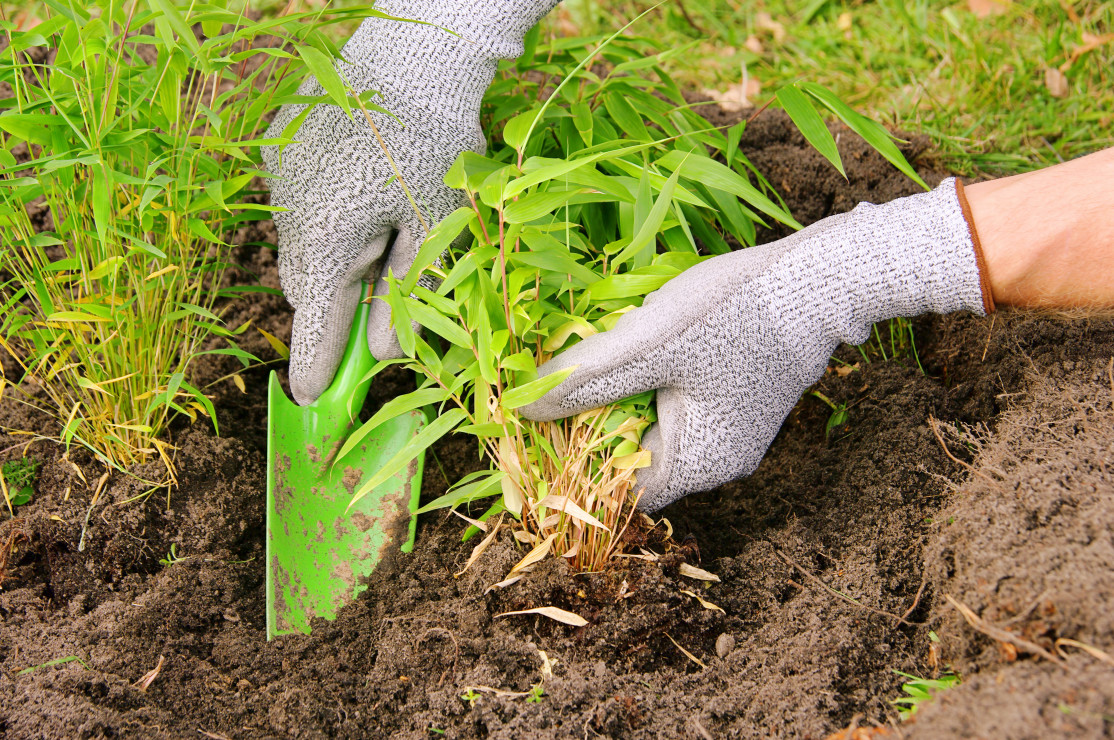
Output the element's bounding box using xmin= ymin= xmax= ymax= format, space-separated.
xmin=2 ymin=111 xmax=1113 ymax=739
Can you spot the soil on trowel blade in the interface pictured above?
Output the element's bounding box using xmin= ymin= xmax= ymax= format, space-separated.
xmin=2 ymin=111 xmax=1112 ymax=739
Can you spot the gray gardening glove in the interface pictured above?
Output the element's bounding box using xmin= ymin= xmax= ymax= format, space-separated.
xmin=522 ymin=179 xmax=995 ymax=510
xmin=262 ymin=0 xmax=559 ymax=406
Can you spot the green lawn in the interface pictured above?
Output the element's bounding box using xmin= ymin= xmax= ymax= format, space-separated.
xmin=9 ymin=0 xmax=1105 ymax=175
xmin=557 ymin=0 xmax=1114 ymax=175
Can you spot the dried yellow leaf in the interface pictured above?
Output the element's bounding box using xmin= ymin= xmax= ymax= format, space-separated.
xmin=496 ymin=606 xmax=588 ymax=627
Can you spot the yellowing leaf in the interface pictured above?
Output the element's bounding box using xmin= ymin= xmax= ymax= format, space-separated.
xmin=613 ymin=450 xmax=651 ymax=470
xmin=509 ymin=532 xmax=557 ymax=576
xmin=145 ymin=265 xmax=179 ymax=281
xmin=257 ymin=327 xmax=290 ymax=360
xmin=536 ymin=494 xmax=611 ymax=532
xmin=232 ymin=374 xmax=246 ymax=393
xmin=496 ymin=606 xmax=588 ymax=627
xmin=47 ymin=311 xmax=112 ymax=323
xmin=456 ymin=513 xmax=504 ymax=577
xmin=680 ymin=589 xmax=726 ymax=614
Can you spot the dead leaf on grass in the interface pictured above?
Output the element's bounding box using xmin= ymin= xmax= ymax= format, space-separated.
xmin=705 ymin=78 xmax=762 ymax=112
xmin=496 ymin=606 xmax=588 ymax=627
xmin=1060 ymin=32 xmax=1114 ymax=71
xmin=755 ymin=12 xmax=786 ymax=43
xmin=744 ymin=35 xmax=764 ymax=54
xmin=1045 ymin=67 xmax=1069 ymax=98
xmin=967 ymin=0 xmax=1010 ymax=18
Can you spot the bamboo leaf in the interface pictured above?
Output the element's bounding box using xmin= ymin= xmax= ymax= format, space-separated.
xmin=501 ymin=365 xmax=578 ymax=410
xmin=536 ymin=495 xmax=611 ymax=532
xmin=508 ymin=532 xmax=558 ymax=576
xmin=402 ymin=207 xmax=475 ymax=295
xmin=678 ymin=563 xmax=721 ymax=582
xmin=776 ymin=83 xmax=845 ymax=178
xmin=257 ymin=327 xmax=290 ymax=360
xmin=503 ymin=189 xmax=583 ymax=224
xmin=294 ymin=44 xmax=351 ymax=117
xmin=800 ymin=82 xmax=929 ymax=190
xmin=656 ymin=150 xmax=802 ymax=229
xmin=612 ymin=161 xmax=685 ymax=266
xmin=455 ymin=512 xmax=504 ymax=577
xmin=348 ymin=408 xmax=467 ymax=509
xmin=335 ymin=386 xmax=449 ymax=463
xmin=403 ymin=297 xmax=471 ymax=348
xmin=680 ymin=589 xmax=726 ymax=614
xmin=495 ymin=606 xmax=588 ymax=627
xmin=414 ymin=470 xmax=505 ymax=514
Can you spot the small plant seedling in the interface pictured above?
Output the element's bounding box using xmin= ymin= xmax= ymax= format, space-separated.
xmin=460 ymin=688 xmax=481 ymax=708
xmin=1 ymin=457 xmax=41 ymax=511
xmin=891 ymin=670 xmax=960 ymax=720
xmin=158 ymin=544 xmax=190 ymax=567
xmin=526 ymin=683 xmax=546 ymax=703
xmin=428 ymin=728 xmax=446 ymax=736
xmin=809 ymin=391 xmax=849 ymax=440
xmin=17 ymin=655 xmax=91 ymax=676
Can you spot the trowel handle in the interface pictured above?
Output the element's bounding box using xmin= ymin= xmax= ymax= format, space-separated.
xmin=308 ymin=285 xmax=376 ymax=439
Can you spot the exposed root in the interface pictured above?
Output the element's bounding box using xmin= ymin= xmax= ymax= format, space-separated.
xmin=945 ymin=594 xmax=1064 ymax=667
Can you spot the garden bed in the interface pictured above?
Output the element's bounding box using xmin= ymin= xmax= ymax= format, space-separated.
xmin=2 ymin=111 xmax=1112 ymax=739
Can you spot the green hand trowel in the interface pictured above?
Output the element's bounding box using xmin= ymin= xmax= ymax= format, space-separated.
xmin=266 ymin=291 xmax=425 ymax=639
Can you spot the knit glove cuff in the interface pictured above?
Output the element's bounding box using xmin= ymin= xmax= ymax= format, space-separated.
xmin=341 ymin=0 xmax=560 ymax=107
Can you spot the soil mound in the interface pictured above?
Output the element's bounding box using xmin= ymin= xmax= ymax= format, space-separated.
xmin=2 ymin=111 xmax=1112 ymax=739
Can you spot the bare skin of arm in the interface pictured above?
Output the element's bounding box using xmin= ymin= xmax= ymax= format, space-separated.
xmin=966 ymin=147 xmax=1114 ymax=309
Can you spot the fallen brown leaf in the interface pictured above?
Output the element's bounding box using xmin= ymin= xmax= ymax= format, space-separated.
xmin=1060 ymin=32 xmax=1114 ymax=71
xmin=678 ymin=563 xmax=721 ymax=582
xmin=967 ymin=0 xmax=1010 ymax=18
xmin=703 ymin=78 xmax=762 ymax=112
xmin=755 ymin=12 xmax=786 ymax=43
xmin=135 ymin=655 xmax=166 ymax=692
xmin=1045 ymin=67 xmax=1069 ymax=98
xmin=495 ymin=606 xmax=588 ymax=627
xmin=744 ymin=35 xmax=764 ymax=54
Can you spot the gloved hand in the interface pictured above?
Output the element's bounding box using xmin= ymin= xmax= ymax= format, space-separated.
xmin=262 ymin=0 xmax=558 ymax=406
xmin=522 ymin=179 xmax=994 ymax=510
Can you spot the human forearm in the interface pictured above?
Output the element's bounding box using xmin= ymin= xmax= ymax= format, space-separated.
xmin=965 ymin=147 xmax=1114 ymax=308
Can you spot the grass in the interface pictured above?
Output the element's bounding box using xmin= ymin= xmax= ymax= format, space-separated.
xmin=557 ymin=0 xmax=1114 ymax=175
xmin=0 ymin=2 xmax=375 ymax=484
xmin=891 ymin=670 xmax=961 ymax=719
